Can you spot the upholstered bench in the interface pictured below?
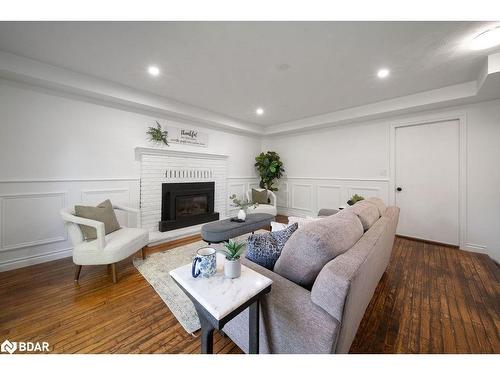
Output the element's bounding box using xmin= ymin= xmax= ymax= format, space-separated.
xmin=201 ymin=213 xmax=275 ymax=244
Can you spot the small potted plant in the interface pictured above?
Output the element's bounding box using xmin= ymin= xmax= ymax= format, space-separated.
xmin=217 ymin=240 xmax=246 ymax=279
xmin=347 ymin=194 xmax=364 ymax=206
xmin=229 ymin=194 xmax=257 ymax=221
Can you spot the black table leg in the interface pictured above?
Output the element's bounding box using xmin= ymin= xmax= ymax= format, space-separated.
xmin=249 ymin=299 xmax=259 ymax=354
xmin=198 ymin=312 xmax=215 ymax=354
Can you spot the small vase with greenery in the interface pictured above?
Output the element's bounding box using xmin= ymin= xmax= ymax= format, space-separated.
xmin=229 ymin=194 xmax=257 ymax=221
xmin=217 ymin=240 xmax=246 ymax=278
xmin=146 ymin=121 xmax=169 ymax=146
xmin=347 ymin=194 xmax=364 ymax=206
xmin=254 ymin=151 xmax=285 ymax=192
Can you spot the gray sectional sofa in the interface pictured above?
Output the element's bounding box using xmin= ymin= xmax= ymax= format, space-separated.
xmin=223 ymin=197 xmax=400 ymax=353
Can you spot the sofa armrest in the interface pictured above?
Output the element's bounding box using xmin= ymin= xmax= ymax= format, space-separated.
xmin=310 ymin=260 xmax=351 ymax=322
xmin=60 ymin=209 xmax=106 ymax=250
xmin=223 ymin=258 xmax=340 ymax=353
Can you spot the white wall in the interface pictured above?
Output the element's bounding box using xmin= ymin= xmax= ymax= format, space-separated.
xmin=263 ymin=100 xmax=500 ymax=263
xmin=0 ymin=81 xmax=261 ymax=271
xmin=1 ymin=78 xmax=499 ymax=270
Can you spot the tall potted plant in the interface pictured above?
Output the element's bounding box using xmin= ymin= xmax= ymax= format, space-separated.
xmin=254 ymin=151 xmax=285 ymax=191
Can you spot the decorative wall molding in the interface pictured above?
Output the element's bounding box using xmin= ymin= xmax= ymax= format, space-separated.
xmin=0 ymin=178 xmax=140 ymax=271
xmin=80 ymin=188 xmax=130 ymax=202
xmin=0 ymin=177 xmax=140 ymax=183
xmin=281 ymin=176 xmax=389 ymax=182
xmin=0 ymin=191 xmax=67 ymax=252
xmin=291 ymin=183 xmax=313 ymax=211
xmin=275 ymin=177 xmax=389 ymax=217
xmin=0 ymin=247 xmax=72 ymax=272
xmin=317 ymin=185 xmax=342 ymax=212
xmin=347 ymin=186 xmax=381 ymax=199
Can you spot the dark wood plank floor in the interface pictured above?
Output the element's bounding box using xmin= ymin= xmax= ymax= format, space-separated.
xmin=0 ymin=235 xmax=498 ymax=354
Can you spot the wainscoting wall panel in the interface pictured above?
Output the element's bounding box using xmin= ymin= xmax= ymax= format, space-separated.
xmin=0 ymin=179 xmax=139 ymax=271
xmin=0 ymin=192 xmax=67 ymax=251
xmin=275 ymin=177 xmax=389 ymax=217
xmin=291 ymin=183 xmax=313 ymax=211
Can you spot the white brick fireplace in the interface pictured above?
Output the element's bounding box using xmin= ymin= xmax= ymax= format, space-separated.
xmin=135 ymin=147 xmax=228 ymax=244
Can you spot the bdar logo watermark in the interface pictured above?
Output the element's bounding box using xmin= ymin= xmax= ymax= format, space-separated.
xmin=1 ymin=339 xmax=50 ymax=354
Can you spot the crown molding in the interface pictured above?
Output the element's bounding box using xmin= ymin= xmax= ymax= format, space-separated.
xmin=265 ymin=52 xmax=500 ymax=136
xmin=2 ymin=50 xmax=499 ymax=137
xmin=0 ymin=51 xmax=264 ymax=136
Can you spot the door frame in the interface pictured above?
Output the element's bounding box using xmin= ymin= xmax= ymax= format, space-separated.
xmin=389 ymin=111 xmax=467 ymax=249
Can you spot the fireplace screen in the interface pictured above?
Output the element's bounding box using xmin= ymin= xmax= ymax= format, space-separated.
xmin=175 ymin=195 xmax=208 ymax=218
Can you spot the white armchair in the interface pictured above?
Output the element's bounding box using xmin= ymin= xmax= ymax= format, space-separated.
xmin=246 ymin=188 xmax=278 ymax=216
xmin=60 ymin=203 xmax=149 ymax=283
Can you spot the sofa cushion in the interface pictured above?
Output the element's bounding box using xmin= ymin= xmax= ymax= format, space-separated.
xmin=288 ymin=215 xmax=322 ymax=228
xmin=365 ymin=197 xmax=387 ymax=216
xmin=246 ymin=223 xmax=298 ymax=270
xmin=74 ymin=199 xmax=120 ymax=240
xmin=345 ymin=200 xmax=380 ymax=231
xmin=273 ymin=211 xmax=364 ymax=289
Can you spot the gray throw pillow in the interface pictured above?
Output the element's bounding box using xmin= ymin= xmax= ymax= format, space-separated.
xmin=246 ymin=223 xmax=298 ymax=270
xmin=251 ymin=189 xmax=269 ymax=204
xmin=74 ymin=199 xmax=120 ymax=240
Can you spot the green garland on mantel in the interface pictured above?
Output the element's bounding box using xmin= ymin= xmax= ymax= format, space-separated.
xmin=146 ymin=121 xmax=169 ymax=146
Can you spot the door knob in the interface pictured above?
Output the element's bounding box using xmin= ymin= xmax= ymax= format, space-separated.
xmin=396 ymin=187 xmax=402 ymax=192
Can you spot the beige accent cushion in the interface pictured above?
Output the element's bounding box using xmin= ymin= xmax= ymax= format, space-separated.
xmin=345 ymin=200 xmax=380 ymax=231
xmin=287 ymin=216 xmax=322 ymax=228
xmin=365 ymin=197 xmax=387 ymax=216
xmin=75 ymin=199 xmax=120 ymax=240
xmin=274 ymin=211 xmax=364 ymax=289
xmin=252 ymin=188 xmax=269 ymax=204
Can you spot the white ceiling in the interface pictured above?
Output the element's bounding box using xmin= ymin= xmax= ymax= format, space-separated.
xmin=0 ymin=21 xmax=498 ymax=126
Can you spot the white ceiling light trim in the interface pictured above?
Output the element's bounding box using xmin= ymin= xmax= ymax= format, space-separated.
xmin=256 ymin=107 xmax=264 ymax=115
xmin=469 ymin=26 xmax=500 ymax=51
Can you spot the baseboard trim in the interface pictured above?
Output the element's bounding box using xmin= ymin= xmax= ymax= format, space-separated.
xmin=396 ymin=234 xmax=459 ymax=249
xmin=0 ymin=247 xmax=72 ymax=272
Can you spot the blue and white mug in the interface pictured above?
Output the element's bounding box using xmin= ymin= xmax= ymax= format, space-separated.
xmin=191 ymin=247 xmax=217 ymax=278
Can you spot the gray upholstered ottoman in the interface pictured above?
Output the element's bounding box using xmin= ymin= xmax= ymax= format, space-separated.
xmin=201 ymin=213 xmax=275 ymax=244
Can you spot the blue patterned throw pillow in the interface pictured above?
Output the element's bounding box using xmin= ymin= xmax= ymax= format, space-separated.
xmin=246 ymin=223 xmax=299 ymax=270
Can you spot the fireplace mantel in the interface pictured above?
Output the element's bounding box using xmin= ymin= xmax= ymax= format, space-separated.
xmin=135 ymin=146 xmax=228 ymax=161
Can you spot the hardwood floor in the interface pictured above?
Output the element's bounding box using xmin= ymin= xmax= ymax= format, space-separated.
xmin=0 ymin=235 xmax=498 ymax=354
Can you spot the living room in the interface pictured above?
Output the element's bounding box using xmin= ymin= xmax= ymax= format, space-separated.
xmin=1 ymin=1 xmax=499 ymax=373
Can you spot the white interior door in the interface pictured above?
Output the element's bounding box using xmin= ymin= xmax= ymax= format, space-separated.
xmin=395 ymin=120 xmax=459 ymax=245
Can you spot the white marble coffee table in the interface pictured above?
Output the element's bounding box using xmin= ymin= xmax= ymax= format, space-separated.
xmin=170 ymin=254 xmax=272 ymax=354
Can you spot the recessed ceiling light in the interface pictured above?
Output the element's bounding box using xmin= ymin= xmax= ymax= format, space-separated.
xmin=256 ymin=107 xmax=264 ymax=116
xmin=470 ymin=26 xmax=500 ymax=50
xmin=377 ymin=68 xmax=390 ymax=79
xmin=148 ymin=65 xmax=160 ymax=77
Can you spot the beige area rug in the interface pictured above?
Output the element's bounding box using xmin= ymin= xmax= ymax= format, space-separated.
xmin=133 ymin=231 xmax=261 ymax=334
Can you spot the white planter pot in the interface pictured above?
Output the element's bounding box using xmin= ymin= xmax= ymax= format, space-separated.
xmin=237 ymin=209 xmax=246 ymax=221
xmin=224 ymin=259 xmax=241 ymax=279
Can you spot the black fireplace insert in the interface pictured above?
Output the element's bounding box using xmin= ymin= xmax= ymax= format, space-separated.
xmin=159 ymin=182 xmax=219 ymax=232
